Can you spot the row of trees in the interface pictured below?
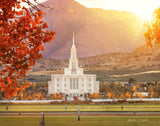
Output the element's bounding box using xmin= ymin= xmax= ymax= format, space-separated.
xmin=100 ymin=82 xmax=160 ymax=99
xmin=1 ymin=80 xmax=159 ymax=100
xmin=15 ymin=92 xmax=63 ymax=100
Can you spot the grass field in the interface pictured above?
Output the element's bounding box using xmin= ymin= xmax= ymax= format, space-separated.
xmin=0 ymin=116 xmax=160 ymax=126
xmin=1 ymin=104 xmax=160 ymax=112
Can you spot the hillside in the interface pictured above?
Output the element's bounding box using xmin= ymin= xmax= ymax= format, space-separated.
xmin=28 ymin=45 xmax=160 ymax=82
xmin=114 ymin=45 xmax=160 ymax=72
xmin=39 ymin=0 xmax=145 ymax=59
xmin=31 ymin=45 xmax=160 ymax=74
xmin=30 ymin=52 xmax=129 ymax=73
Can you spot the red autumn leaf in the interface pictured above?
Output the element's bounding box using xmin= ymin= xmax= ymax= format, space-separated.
xmin=23 ymin=74 xmax=27 ymax=78
xmin=5 ymin=66 xmax=9 ymax=71
xmin=17 ymin=4 xmax=21 ymax=9
xmin=6 ymin=77 xmax=11 ymax=83
xmin=43 ymin=23 xmax=48 ymax=28
xmin=1 ymin=88 xmax=5 ymax=92
xmin=29 ymin=60 xmax=35 ymax=66
xmin=38 ymin=45 xmax=44 ymax=50
xmin=38 ymin=11 xmax=44 ymax=17
xmin=0 ymin=82 xmax=6 ymax=91
xmin=1 ymin=70 xmax=5 ymax=75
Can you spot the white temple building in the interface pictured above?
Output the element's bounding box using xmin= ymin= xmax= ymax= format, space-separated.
xmin=48 ymin=33 xmax=99 ymax=97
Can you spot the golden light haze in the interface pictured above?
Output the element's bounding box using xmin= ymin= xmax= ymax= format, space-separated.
xmin=76 ymin=0 xmax=160 ymax=21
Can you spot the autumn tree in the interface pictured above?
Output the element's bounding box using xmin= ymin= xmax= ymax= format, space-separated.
xmin=38 ymin=92 xmax=43 ymax=100
xmin=144 ymin=7 xmax=160 ymax=47
xmin=27 ymin=95 xmax=32 ymax=100
xmin=128 ymin=77 xmax=137 ymax=84
xmin=16 ymin=92 xmax=23 ymax=100
xmin=99 ymin=82 xmax=108 ymax=93
xmin=0 ymin=0 xmax=55 ymax=99
xmin=53 ymin=93 xmax=57 ymax=99
xmin=148 ymin=84 xmax=154 ymax=98
xmin=107 ymin=92 xmax=112 ymax=99
xmin=31 ymin=92 xmax=36 ymax=100
xmin=90 ymin=92 xmax=100 ymax=99
xmin=0 ymin=92 xmax=3 ymax=100
xmin=138 ymin=93 xmax=145 ymax=98
xmin=125 ymin=91 xmax=132 ymax=98
xmin=23 ymin=91 xmax=28 ymax=100
xmin=120 ymin=93 xmax=126 ymax=99
xmin=154 ymin=83 xmax=160 ymax=98
xmin=73 ymin=96 xmax=78 ymax=101
xmin=57 ymin=94 xmax=63 ymax=100
xmin=132 ymin=85 xmax=138 ymax=97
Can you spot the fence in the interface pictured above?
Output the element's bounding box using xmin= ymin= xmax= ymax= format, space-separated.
xmin=1 ymin=105 xmax=160 ymax=126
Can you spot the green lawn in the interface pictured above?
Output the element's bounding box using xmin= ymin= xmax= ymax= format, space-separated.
xmin=1 ymin=104 xmax=160 ymax=112
xmin=0 ymin=116 xmax=160 ymax=126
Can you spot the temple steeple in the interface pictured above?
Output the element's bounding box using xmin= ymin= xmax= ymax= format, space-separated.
xmin=72 ymin=32 xmax=75 ymax=48
xmin=69 ymin=32 xmax=79 ymax=74
xmin=64 ymin=33 xmax=83 ymax=75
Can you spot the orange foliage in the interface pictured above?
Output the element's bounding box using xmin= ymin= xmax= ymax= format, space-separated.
xmin=23 ymin=91 xmax=28 ymax=100
xmin=132 ymin=85 xmax=138 ymax=97
xmin=32 ymin=93 xmax=36 ymax=100
xmin=107 ymin=92 xmax=112 ymax=98
xmin=53 ymin=93 xmax=57 ymax=99
xmin=0 ymin=0 xmax=55 ymax=99
xmin=120 ymin=93 xmax=125 ymax=99
xmin=27 ymin=95 xmax=32 ymax=100
xmin=57 ymin=94 xmax=63 ymax=99
xmin=125 ymin=92 xmax=132 ymax=98
xmin=90 ymin=92 xmax=100 ymax=99
xmin=132 ymin=85 xmax=137 ymax=92
xmin=38 ymin=92 xmax=43 ymax=100
xmin=144 ymin=7 xmax=160 ymax=47
xmin=138 ymin=93 xmax=145 ymax=98
xmin=17 ymin=93 xmax=23 ymax=100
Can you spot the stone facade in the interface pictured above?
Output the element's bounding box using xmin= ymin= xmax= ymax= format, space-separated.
xmin=48 ymin=33 xmax=99 ymax=97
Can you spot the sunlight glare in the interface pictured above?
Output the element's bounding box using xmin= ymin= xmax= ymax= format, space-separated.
xmin=76 ymin=0 xmax=160 ymax=22
xmin=137 ymin=9 xmax=154 ymax=22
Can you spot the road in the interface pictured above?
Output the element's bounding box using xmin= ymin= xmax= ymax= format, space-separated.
xmin=110 ymin=70 xmax=160 ymax=77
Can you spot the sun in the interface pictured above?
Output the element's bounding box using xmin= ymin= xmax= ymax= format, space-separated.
xmin=76 ymin=0 xmax=160 ymax=22
xmin=137 ymin=9 xmax=154 ymax=22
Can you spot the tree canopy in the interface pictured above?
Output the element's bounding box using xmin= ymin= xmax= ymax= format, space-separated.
xmin=0 ymin=0 xmax=55 ymax=99
xmin=144 ymin=7 xmax=160 ymax=47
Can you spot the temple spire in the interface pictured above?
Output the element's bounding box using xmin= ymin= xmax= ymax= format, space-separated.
xmin=72 ymin=32 xmax=75 ymax=48
xmin=69 ymin=32 xmax=79 ymax=74
xmin=64 ymin=32 xmax=84 ymax=75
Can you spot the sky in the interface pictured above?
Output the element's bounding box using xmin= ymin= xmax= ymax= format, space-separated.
xmin=35 ymin=0 xmax=160 ymax=21
xmin=75 ymin=0 xmax=160 ymax=20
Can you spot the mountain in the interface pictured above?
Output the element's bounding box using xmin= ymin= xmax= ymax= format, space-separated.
xmin=31 ymin=45 xmax=160 ymax=74
xmin=39 ymin=0 xmax=145 ymax=59
xmin=115 ymin=45 xmax=160 ymax=71
xmin=31 ymin=52 xmax=129 ymax=72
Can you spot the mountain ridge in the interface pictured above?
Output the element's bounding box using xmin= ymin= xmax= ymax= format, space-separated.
xmin=39 ymin=0 xmax=145 ymax=59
